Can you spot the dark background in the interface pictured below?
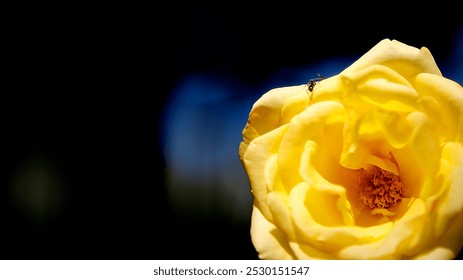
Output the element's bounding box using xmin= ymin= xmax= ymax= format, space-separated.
xmin=2 ymin=7 xmax=462 ymax=260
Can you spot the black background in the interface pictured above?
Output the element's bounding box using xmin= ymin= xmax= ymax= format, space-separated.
xmin=2 ymin=6 xmax=462 ymax=260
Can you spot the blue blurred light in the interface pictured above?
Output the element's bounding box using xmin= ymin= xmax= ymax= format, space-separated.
xmin=443 ymin=23 xmax=462 ymax=85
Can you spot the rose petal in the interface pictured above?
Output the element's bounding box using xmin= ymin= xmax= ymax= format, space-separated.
xmin=250 ymin=205 xmax=296 ymax=260
xmin=404 ymin=112 xmax=442 ymax=199
xmin=413 ymin=247 xmax=456 ymax=260
xmin=340 ymin=110 xmax=401 ymax=174
xmin=240 ymin=125 xmax=289 ymax=219
xmin=278 ymin=101 xmax=347 ymax=187
xmin=339 ymin=198 xmax=427 ymax=259
xmin=413 ymin=73 xmax=463 ymax=143
xmin=342 ymin=39 xmax=442 ymax=78
xmin=289 ymin=183 xmax=393 ymax=253
xmin=264 ymin=154 xmax=295 ymax=239
xmin=310 ymin=75 xmax=345 ymax=103
xmin=281 ymin=87 xmax=310 ymax=124
xmin=299 ymin=140 xmax=356 ymax=226
xmin=341 ymin=65 xmax=419 ymax=112
xmin=241 ymin=85 xmax=306 ymax=144
xmin=289 ymin=241 xmax=338 ymax=259
xmin=434 ymin=142 xmax=463 ymax=236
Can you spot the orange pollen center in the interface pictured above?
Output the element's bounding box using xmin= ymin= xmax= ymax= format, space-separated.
xmin=357 ymin=166 xmax=404 ymax=209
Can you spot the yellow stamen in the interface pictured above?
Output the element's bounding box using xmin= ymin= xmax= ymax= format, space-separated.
xmin=357 ymin=166 xmax=403 ymax=209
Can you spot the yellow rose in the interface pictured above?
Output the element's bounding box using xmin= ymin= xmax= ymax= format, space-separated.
xmin=238 ymin=38 xmax=463 ymax=260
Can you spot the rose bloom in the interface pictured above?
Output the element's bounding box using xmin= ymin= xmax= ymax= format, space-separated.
xmin=239 ymin=39 xmax=463 ymax=259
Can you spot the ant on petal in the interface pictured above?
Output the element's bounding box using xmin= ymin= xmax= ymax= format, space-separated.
xmin=306 ymin=73 xmax=325 ymax=102
xmin=307 ymin=73 xmax=325 ymax=92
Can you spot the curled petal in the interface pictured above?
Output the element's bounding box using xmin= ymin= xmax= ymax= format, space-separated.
xmin=278 ymin=101 xmax=347 ymax=187
xmin=250 ymin=205 xmax=296 ymax=260
xmin=340 ymin=110 xmax=401 ymax=174
xmin=267 ymin=191 xmax=295 ymax=240
xmin=241 ymin=85 xmax=306 ymax=144
xmin=339 ymin=198 xmax=427 ymax=259
xmin=341 ymin=65 xmax=420 ymax=112
xmin=299 ymin=140 xmax=356 ymax=226
xmin=310 ymin=75 xmax=345 ymax=103
xmin=342 ymin=39 xmax=442 ymax=78
xmin=289 ymin=182 xmax=393 ymax=258
xmin=413 ymin=247 xmax=456 ymax=260
xmin=240 ymin=125 xmax=288 ymax=219
xmin=413 ymin=73 xmax=463 ymax=142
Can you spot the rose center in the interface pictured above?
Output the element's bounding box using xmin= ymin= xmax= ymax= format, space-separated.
xmin=357 ymin=166 xmax=403 ymax=209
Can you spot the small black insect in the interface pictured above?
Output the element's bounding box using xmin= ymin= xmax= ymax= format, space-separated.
xmin=307 ymin=73 xmax=325 ymax=92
